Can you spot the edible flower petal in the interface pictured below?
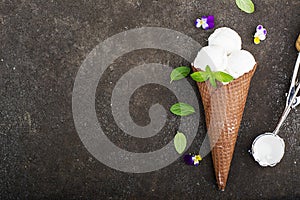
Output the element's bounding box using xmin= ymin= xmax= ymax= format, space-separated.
xmin=184 ymin=153 xmax=202 ymax=166
xmin=195 ymin=15 xmax=214 ymax=30
xmin=254 ymin=25 xmax=267 ymax=44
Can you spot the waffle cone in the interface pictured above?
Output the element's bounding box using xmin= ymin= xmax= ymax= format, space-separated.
xmin=193 ymin=64 xmax=257 ymax=191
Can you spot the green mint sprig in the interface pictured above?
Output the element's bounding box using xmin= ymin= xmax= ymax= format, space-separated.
xmin=170 ymin=66 xmax=191 ymax=83
xmin=190 ymin=65 xmax=234 ymax=88
xmin=170 ymin=102 xmax=195 ymax=116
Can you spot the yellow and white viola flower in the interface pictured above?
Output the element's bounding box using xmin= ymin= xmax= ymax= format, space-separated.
xmin=254 ymin=25 xmax=267 ymax=44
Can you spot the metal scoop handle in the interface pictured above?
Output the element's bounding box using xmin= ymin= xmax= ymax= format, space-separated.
xmin=286 ymin=53 xmax=300 ymax=108
xmin=273 ymin=82 xmax=300 ymax=135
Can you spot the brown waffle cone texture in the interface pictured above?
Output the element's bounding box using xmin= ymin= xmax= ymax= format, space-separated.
xmin=193 ymin=64 xmax=257 ymax=191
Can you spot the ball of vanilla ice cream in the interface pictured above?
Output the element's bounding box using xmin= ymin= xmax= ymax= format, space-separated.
xmin=193 ymin=46 xmax=227 ymax=72
xmin=225 ymin=50 xmax=256 ymax=79
xmin=208 ymin=27 xmax=242 ymax=55
xmin=252 ymin=133 xmax=285 ymax=167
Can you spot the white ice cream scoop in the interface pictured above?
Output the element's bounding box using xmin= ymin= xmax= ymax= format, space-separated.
xmin=208 ymin=27 xmax=242 ymax=55
xmin=251 ymin=133 xmax=285 ymax=167
xmin=193 ymin=45 xmax=228 ymax=72
xmin=226 ymin=50 xmax=256 ymax=79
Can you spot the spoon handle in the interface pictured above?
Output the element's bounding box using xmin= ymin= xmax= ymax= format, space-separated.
xmin=286 ymin=53 xmax=300 ymax=108
xmin=273 ymin=83 xmax=300 ymax=135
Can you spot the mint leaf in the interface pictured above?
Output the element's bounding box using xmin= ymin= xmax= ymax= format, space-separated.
xmin=170 ymin=66 xmax=191 ymax=83
xmin=206 ymin=65 xmax=217 ymax=88
xmin=190 ymin=71 xmax=209 ymax=82
xmin=191 ymin=65 xmax=217 ymax=87
xmin=235 ymin=0 xmax=255 ymax=13
xmin=205 ymin=65 xmax=212 ymax=74
xmin=209 ymin=74 xmax=217 ymax=88
xmin=174 ymin=131 xmax=187 ymax=154
xmin=191 ymin=65 xmax=233 ymax=88
xmin=214 ymin=72 xmax=234 ymax=83
xmin=170 ymin=102 xmax=195 ymax=116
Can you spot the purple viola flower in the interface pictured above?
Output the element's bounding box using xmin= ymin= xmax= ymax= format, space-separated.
xmin=205 ymin=15 xmax=215 ymax=29
xmin=195 ymin=15 xmax=214 ymax=30
xmin=184 ymin=154 xmax=194 ymax=165
xmin=254 ymin=24 xmax=267 ymax=44
xmin=257 ymin=25 xmax=263 ymax=30
xmin=184 ymin=154 xmax=202 ymax=166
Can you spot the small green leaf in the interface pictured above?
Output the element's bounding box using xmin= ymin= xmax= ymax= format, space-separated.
xmin=235 ymin=0 xmax=255 ymax=14
xmin=209 ymin=74 xmax=217 ymax=88
xmin=214 ymin=72 xmax=234 ymax=83
xmin=170 ymin=66 xmax=191 ymax=83
xmin=174 ymin=131 xmax=187 ymax=154
xmin=190 ymin=71 xmax=209 ymax=82
xmin=205 ymin=65 xmax=217 ymax=88
xmin=191 ymin=65 xmax=233 ymax=88
xmin=205 ymin=65 xmax=212 ymax=74
xmin=170 ymin=102 xmax=195 ymax=116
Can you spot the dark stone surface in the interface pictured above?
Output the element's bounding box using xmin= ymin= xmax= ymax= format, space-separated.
xmin=1 ymin=0 xmax=299 ymax=199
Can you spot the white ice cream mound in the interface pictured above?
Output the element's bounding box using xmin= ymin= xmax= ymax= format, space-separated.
xmin=226 ymin=50 xmax=256 ymax=79
xmin=208 ymin=27 xmax=242 ymax=55
xmin=193 ymin=27 xmax=256 ymax=80
xmin=193 ymin=46 xmax=227 ymax=72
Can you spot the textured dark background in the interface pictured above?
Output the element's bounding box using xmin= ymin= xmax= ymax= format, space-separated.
xmin=1 ymin=0 xmax=300 ymax=199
